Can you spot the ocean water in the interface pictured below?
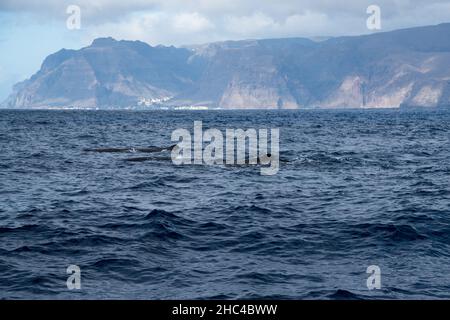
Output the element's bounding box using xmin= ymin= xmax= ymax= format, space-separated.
xmin=0 ymin=109 xmax=450 ymax=299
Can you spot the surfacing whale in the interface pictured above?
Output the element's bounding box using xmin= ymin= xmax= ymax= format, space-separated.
xmin=124 ymin=156 xmax=174 ymax=162
xmin=124 ymin=153 xmax=292 ymax=164
xmin=83 ymin=145 xmax=176 ymax=153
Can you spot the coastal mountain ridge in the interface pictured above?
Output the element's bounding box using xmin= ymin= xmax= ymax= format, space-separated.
xmin=3 ymin=23 xmax=450 ymax=109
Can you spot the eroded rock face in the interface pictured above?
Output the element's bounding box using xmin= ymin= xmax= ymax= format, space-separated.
xmin=4 ymin=24 xmax=450 ymax=109
xmin=4 ymin=38 xmax=198 ymax=109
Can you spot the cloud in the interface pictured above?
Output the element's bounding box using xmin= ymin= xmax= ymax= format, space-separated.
xmin=172 ymin=12 xmax=214 ymax=33
xmin=86 ymin=11 xmax=215 ymax=45
xmin=1 ymin=0 xmax=450 ymax=45
xmin=224 ymin=12 xmax=276 ymax=36
xmin=223 ymin=11 xmax=332 ymax=38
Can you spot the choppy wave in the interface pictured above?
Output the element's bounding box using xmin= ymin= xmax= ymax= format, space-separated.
xmin=0 ymin=109 xmax=450 ymax=299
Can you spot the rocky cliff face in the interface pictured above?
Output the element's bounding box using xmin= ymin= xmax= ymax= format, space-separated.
xmin=4 ymin=38 xmax=200 ymax=109
xmin=4 ymin=24 xmax=450 ymax=109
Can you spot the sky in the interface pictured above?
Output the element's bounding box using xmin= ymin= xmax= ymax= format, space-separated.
xmin=1 ymin=0 xmax=450 ymax=101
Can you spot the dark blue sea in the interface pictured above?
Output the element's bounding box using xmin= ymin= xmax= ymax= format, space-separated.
xmin=0 ymin=109 xmax=449 ymax=299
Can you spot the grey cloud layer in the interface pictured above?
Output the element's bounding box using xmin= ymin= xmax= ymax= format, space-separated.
xmin=2 ymin=0 xmax=450 ymax=44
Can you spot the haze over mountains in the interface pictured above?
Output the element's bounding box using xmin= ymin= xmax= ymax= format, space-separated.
xmin=3 ymin=23 xmax=450 ymax=109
